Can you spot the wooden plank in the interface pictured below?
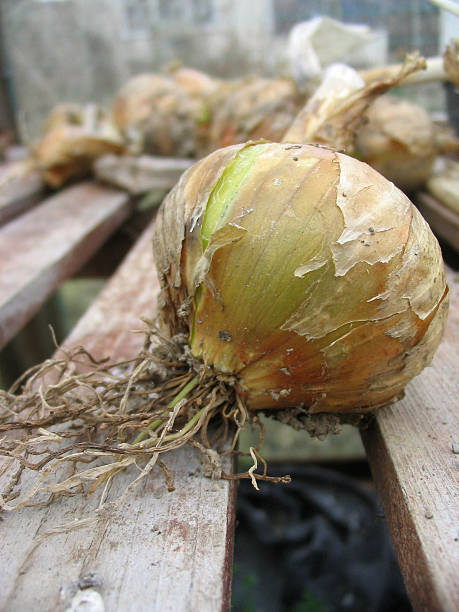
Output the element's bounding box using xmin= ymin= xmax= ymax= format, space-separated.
xmin=0 ymin=168 xmax=44 ymax=226
xmin=3 ymin=146 xmax=28 ymax=163
xmin=0 ymin=181 xmax=132 ymax=350
xmin=0 ymin=222 xmax=236 ymax=612
xmin=362 ymin=267 xmax=459 ymax=612
xmin=94 ymin=154 xmax=194 ymax=195
xmin=416 ymin=191 xmax=459 ymax=252
xmin=0 ymin=8 xmax=17 ymax=141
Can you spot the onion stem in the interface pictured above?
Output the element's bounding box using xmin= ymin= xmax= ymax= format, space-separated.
xmin=133 ymin=375 xmax=200 ymax=445
xmin=162 ymin=405 xmax=207 ymax=442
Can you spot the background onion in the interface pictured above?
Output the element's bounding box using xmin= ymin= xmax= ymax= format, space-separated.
xmin=112 ymin=73 xmax=204 ymax=157
xmin=34 ymin=104 xmax=125 ymax=188
xmin=207 ymin=78 xmax=302 ymax=152
xmin=355 ymin=96 xmax=439 ymax=193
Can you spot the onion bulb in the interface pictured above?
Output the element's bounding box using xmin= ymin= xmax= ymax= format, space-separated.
xmin=170 ymin=67 xmax=223 ymax=99
xmin=34 ymin=104 xmax=125 ymax=188
xmin=112 ymin=72 xmax=221 ymax=157
xmin=169 ymin=67 xmax=237 ymax=156
xmin=153 ymin=142 xmax=448 ymax=414
xmin=207 ymin=78 xmax=302 ymax=152
xmin=444 ymin=39 xmax=459 ymax=88
xmin=41 ymin=103 xmax=84 ymax=132
xmin=354 ymin=96 xmax=438 ymax=193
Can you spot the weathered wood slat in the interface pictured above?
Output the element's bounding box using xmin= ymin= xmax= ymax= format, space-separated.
xmin=0 ymin=181 xmax=132 ymax=350
xmin=362 ymin=267 xmax=459 ymax=612
xmin=3 ymin=146 xmax=29 ymax=163
xmin=94 ymin=154 xmax=194 ymax=195
xmin=0 ymin=168 xmax=44 ymax=226
xmin=0 ymin=221 xmax=236 ymax=612
xmin=416 ymin=191 xmax=459 ymax=252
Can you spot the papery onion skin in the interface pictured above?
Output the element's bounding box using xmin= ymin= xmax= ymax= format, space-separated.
xmin=35 ymin=105 xmax=125 ymax=188
xmin=153 ymin=142 xmax=448 ymax=414
xmin=112 ymin=74 xmax=203 ymax=157
xmin=354 ymin=96 xmax=437 ymax=193
xmin=207 ymin=78 xmax=302 ymax=152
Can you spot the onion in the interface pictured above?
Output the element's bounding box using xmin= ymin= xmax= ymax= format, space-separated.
xmin=444 ymin=39 xmax=459 ymax=88
xmin=111 ymin=70 xmax=230 ymax=157
xmin=2 ymin=60 xmax=451 ymax=508
xmin=283 ymin=54 xmax=427 ymax=155
xmin=34 ymin=104 xmax=125 ymax=188
xmin=41 ymin=103 xmax=84 ymax=132
xmin=207 ymin=78 xmax=302 ymax=152
xmin=112 ymin=73 xmax=204 ymax=157
xmin=170 ymin=67 xmax=223 ymax=99
xmin=169 ymin=67 xmax=237 ymax=156
xmin=354 ymin=96 xmax=438 ymax=192
xmin=153 ymin=141 xmax=448 ymax=414
xmin=0 ymin=142 xmax=449 ymax=507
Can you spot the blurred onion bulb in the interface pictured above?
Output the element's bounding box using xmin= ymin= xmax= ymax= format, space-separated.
xmin=355 ymin=96 xmax=438 ymax=193
xmin=112 ymin=70 xmax=225 ymax=157
xmin=153 ymin=142 xmax=448 ymax=414
xmin=112 ymin=73 xmax=203 ymax=157
xmin=207 ymin=78 xmax=302 ymax=152
xmin=35 ymin=104 xmax=125 ymax=188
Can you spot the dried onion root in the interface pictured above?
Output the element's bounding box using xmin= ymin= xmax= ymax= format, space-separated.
xmin=0 ymin=323 xmax=291 ymax=511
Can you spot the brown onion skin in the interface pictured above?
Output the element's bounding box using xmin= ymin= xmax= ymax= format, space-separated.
xmin=35 ymin=106 xmax=125 ymax=188
xmin=207 ymin=78 xmax=302 ymax=152
xmin=153 ymin=142 xmax=448 ymax=414
xmin=112 ymin=74 xmax=202 ymax=157
xmin=355 ymin=97 xmax=437 ymax=193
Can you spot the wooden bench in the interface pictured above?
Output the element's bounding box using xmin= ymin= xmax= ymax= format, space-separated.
xmin=0 ymin=161 xmax=458 ymax=611
xmin=0 ymin=220 xmax=236 ymax=611
xmin=416 ymin=191 xmax=459 ymax=255
xmin=0 ymin=154 xmax=194 ymax=351
xmin=362 ymin=266 xmax=459 ymax=612
xmin=0 ymin=182 xmax=132 ymax=350
xmin=0 ymin=164 xmax=44 ymax=226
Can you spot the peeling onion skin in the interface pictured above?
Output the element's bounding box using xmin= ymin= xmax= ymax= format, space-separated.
xmin=153 ymin=142 xmax=448 ymax=414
